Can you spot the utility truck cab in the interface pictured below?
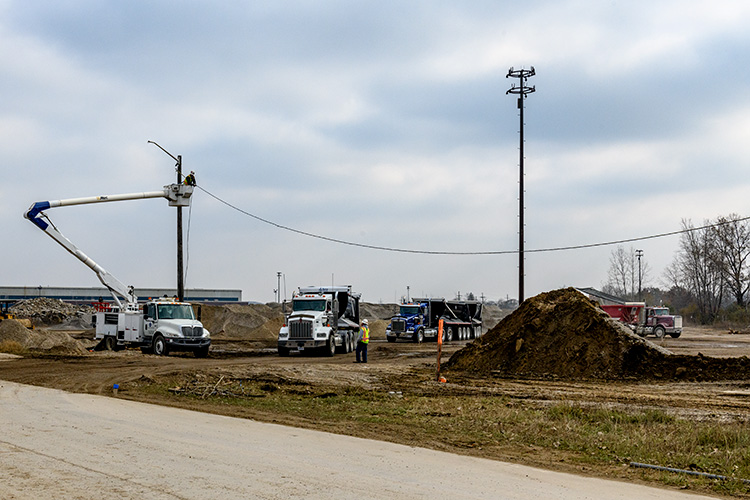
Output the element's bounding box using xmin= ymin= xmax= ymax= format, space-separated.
xmin=278 ymin=286 xmax=360 ymax=357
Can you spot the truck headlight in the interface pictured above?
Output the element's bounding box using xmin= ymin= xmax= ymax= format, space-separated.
xmin=279 ymin=332 xmax=288 ymax=338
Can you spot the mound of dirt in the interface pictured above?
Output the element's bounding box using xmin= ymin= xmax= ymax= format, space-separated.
xmin=0 ymin=319 xmax=87 ymax=354
xmin=200 ymin=303 xmax=284 ymax=346
xmin=359 ymin=303 xmax=399 ymax=320
xmin=445 ymin=288 xmax=750 ymax=381
xmin=10 ymin=298 xmax=95 ymax=326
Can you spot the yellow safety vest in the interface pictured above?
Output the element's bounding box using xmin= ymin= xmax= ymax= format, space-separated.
xmin=361 ymin=326 xmax=370 ymax=344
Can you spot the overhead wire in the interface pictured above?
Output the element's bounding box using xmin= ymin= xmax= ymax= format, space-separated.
xmin=195 ymin=185 xmax=750 ymax=256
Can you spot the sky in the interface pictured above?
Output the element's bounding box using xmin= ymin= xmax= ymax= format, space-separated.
xmin=3 ymin=0 xmax=750 ymax=305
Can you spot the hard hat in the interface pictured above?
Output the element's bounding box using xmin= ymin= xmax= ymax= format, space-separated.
xmin=362 ymin=319 xmax=368 ymax=325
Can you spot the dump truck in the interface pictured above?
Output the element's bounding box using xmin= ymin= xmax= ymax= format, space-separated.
xmin=601 ymin=303 xmax=682 ymax=339
xmin=0 ymin=300 xmax=33 ymax=329
xmin=385 ymin=297 xmax=483 ymax=343
xmin=277 ymin=285 xmax=360 ymax=356
xmin=24 ymin=183 xmax=211 ymax=356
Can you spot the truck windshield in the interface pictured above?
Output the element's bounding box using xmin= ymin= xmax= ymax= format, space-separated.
xmin=653 ymin=308 xmax=669 ymax=316
xmin=400 ymin=305 xmax=419 ymax=315
xmin=293 ymin=299 xmax=327 ymax=312
xmin=157 ymin=304 xmax=195 ymax=320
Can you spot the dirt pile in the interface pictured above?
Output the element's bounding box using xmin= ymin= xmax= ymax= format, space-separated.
xmin=200 ymin=303 xmax=284 ymax=346
xmin=0 ymin=319 xmax=87 ymax=354
xmin=445 ymin=288 xmax=750 ymax=381
xmin=11 ymin=298 xmax=94 ymax=327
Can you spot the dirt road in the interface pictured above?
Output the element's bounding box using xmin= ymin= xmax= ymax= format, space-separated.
xmin=0 ymin=380 xmax=722 ymax=500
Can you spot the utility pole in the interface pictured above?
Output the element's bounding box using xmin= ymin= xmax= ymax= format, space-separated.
xmin=277 ymin=272 xmax=282 ymax=303
xmin=636 ymin=249 xmax=643 ymax=301
xmin=506 ymin=66 xmax=535 ymax=305
xmin=148 ymin=141 xmax=185 ymax=301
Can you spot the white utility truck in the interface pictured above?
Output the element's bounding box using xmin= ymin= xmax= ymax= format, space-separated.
xmin=24 ymin=183 xmax=210 ymax=356
xmin=277 ymin=285 xmax=360 ymax=357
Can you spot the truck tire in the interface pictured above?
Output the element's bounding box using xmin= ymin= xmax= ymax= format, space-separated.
xmin=386 ymin=335 xmax=396 ymax=343
xmin=324 ymin=335 xmax=336 ymax=357
xmin=194 ymin=345 xmax=209 ymax=358
xmin=104 ymin=336 xmax=116 ymax=351
xmin=347 ymin=333 xmax=354 ymax=353
xmin=654 ymin=326 xmax=666 ymax=339
xmin=669 ymin=330 xmax=681 ymax=339
xmin=278 ymin=346 xmax=290 ymax=356
xmin=414 ymin=328 xmax=424 ymax=343
xmin=153 ymin=334 xmax=169 ymax=356
xmin=443 ymin=327 xmax=453 ymax=343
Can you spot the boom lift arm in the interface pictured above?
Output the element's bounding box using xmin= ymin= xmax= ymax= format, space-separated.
xmin=24 ymin=184 xmax=193 ymax=311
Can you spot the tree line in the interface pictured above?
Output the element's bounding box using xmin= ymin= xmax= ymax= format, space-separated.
xmin=604 ymin=214 xmax=750 ymax=325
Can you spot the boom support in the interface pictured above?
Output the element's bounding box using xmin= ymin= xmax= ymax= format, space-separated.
xmin=24 ymin=184 xmax=193 ymax=310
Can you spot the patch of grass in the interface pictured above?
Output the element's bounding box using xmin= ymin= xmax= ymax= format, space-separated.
xmin=134 ymin=374 xmax=750 ymax=498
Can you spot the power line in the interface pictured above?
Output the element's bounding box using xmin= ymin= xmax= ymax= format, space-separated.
xmin=195 ymin=185 xmax=750 ymax=256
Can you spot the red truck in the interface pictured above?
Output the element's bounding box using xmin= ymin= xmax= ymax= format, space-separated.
xmin=601 ymin=303 xmax=682 ymax=339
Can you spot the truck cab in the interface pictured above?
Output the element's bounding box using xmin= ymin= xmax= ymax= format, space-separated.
xmin=386 ymin=302 xmax=428 ymax=343
xmin=644 ymin=306 xmax=683 ymax=338
xmin=278 ymin=286 xmax=360 ymax=356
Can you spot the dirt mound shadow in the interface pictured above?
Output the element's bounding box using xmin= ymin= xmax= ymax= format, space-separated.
xmin=445 ymin=288 xmax=750 ymax=381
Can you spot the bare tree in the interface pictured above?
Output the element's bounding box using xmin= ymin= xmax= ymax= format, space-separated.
xmin=668 ymin=219 xmax=724 ymax=323
xmin=713 ymin=214 xmax=750 ymax=307
xmin=605 ymin=245 xmax=650 ymax=300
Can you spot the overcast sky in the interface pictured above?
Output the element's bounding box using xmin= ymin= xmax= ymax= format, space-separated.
xmin=3 ymin=1 xmax=750 ymax=304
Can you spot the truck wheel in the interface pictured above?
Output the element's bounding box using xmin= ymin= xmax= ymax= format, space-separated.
xmin=347 ymin=333 xmax=354 ymax=353
xmin=654 ymin=326 xmax=666 ymax=339
xmin=443 ymin=327 xmax=453 ymax=343
xmin=194 ymin=346 xmax=209 ymax=358
xmin=386 ymin=335 xmax=396 ymax=343
xmin=324 ymin=335 xmax=336 ymax=357
xmin=278 ymin=346 xmax=290 ymax=356
xmin=669 ymin=331 xmax=681 ymax=339
xmin=414 ymin=328 xmax=424 ymax=343
xmin=104 ymin=336 xmax=116 ymax=351
xmin=153 ymin=335 xmax=169 ymax=356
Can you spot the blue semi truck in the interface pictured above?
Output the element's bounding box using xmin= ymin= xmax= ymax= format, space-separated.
xmin=385 ymin=298 xmax=483 ymax=343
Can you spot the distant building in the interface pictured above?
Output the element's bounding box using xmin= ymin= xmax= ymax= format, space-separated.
xmin=0 ymin=286 xmax=241 ymax=304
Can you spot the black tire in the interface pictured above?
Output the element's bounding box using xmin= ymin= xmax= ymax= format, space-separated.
xmin=386 ymin=335 xmax=396 ymax=343
xmin=104 ymin=336 xmax=116 ymax=351
xmin=414 ymin=328 xmax=424 ymax=343
xmin=278 ymin=346 xmax=290 ymax=357
xmin=654 ymin=326 xmax=666 ymax=339
xmin=348 ymin=333 xmax=355 ymax=353
xmin=153 ymin=334 xmax=169 ymax=356
xmin=194 ymin=345 xmax=209 ymax=358
xmin=669 ymin=330 xmax=682 ymax=339
xmin=324 ymin=335 xmax=336 ymax=357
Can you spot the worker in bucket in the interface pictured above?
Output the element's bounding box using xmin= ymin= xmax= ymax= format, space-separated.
xmin=183 ymin=170 xmax=196 ymax=186
xmin=355 ymin=319 xmax=369 ymax=363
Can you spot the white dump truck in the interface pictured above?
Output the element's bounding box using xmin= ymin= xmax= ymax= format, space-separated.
xmin=277 ymin=285 xmax=360 ymax=357
xmin=24 ymin=183 xmax=211 ymax=356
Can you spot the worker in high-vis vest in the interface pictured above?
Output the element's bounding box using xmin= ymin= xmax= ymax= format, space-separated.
xmin=355 ymin=319 xmax=369 ymax=363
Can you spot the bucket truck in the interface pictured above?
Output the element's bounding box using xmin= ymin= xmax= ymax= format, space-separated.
xmin=24 ymin=184 xmax=211 ymax=356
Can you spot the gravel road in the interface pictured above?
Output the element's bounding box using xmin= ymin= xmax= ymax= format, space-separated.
xmin=0 ymin=380 xmax=719 ymax=500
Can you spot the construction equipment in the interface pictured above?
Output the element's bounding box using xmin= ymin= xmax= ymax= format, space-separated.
xmin=386 ymin=297 xmax=483 ymax=343
xmin=277 ymin=285 xmax=360 ymax=356
xmin=23 ymin=184 xmax=210 ymax=356
xmin=0 ymin=300 xmax=33 ymax=329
